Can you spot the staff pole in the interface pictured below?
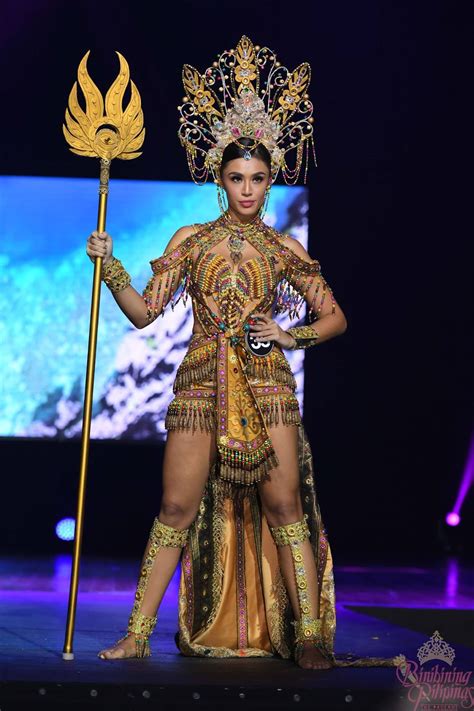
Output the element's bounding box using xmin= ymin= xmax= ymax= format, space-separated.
xmin=61 ymin=51 xmax=145 ymax=659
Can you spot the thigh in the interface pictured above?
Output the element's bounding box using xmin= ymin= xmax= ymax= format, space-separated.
xmin=257 ymin=424 xmax=301 ymax=515
xmin=162 ymin=428 xmax=216 ymax=510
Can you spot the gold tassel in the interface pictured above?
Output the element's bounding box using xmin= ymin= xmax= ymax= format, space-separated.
xmin=218 ymin=452 xmax=279 ymax=486
xmin=256 ymin=394 xmax=301 ymax=427
xmin=244 ymin=351 xmax=297 ymax=389
xmin=214 ymin=478 xmax=257 ymax=501
xmin=174 ymin=345 xmax=217 ymax=391
xmin=165 ymin=399 xmax=216 ymax=433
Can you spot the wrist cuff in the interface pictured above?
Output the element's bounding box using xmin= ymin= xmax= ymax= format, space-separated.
xmin=102 ymin=257 xmax=131 ymax=293
xmin=287 ymin=326 xmax=320 ymax=349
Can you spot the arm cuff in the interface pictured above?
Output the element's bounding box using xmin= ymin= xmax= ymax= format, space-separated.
xmin=102 ymin=257 xmax=131 ymax=293
xmin=286 ymin=325 xmax=320 ymax=349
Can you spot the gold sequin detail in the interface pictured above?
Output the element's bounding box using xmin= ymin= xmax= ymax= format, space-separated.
xmin=102 ymin=257 xmax=131 ymax=293
xmin=269 ymin=518 xmax=310 ymax=546
xmin=269 ymin=517 xmax=329 ymax=649
xmin=127 ymin=518 xmax=189 ymax=657
xmin=287 ymin=325 xmax=320 ymax=349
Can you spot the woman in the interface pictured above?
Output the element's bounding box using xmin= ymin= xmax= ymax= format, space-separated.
xmin=86 ymin=36 xmax=398 ymax=671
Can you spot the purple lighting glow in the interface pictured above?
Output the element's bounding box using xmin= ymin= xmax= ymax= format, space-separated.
xmin=55 ymin=518 xmax=75 ymax=541
xmin=445 ymin=512 xmax=460 ymax=527
xmin=447 ymin=431 xmax=474 ymax=523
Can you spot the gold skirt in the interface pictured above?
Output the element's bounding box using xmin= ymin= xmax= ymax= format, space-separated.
xmin=165 ymin=333 xmax=301 ymax=434
xmin=167 ymin=334 xmax=399 ymax=667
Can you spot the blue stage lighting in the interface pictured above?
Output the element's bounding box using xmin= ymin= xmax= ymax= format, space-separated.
xmin=56 ymin=518 xmax=75 ymax=541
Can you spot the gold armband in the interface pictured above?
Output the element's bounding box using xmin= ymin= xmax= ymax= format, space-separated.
xmin=102 ymin=257 xmax=131 ymax=293
xmin=287 ymin=325 xmax=320 ymax=349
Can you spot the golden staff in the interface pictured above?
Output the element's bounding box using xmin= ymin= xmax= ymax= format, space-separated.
xmin=62 ymin=51 xmax=145 ymax=660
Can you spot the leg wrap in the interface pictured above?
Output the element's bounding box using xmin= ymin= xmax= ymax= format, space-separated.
xmin=127 ymin=517 xmax=189 ymax=657
xmin=269 ymin=516 xmax=331 ymax=661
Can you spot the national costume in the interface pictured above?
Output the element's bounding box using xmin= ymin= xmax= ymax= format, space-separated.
xmin=101 ymin=36 xmax=399 ymax=668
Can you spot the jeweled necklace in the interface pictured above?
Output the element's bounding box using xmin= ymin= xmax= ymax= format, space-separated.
xmin=223 ymin=211 xmax=262 ymax=264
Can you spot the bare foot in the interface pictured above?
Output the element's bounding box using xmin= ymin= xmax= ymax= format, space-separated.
xmin=98 ymin=633 xmax=138 ymax=660
xmin=296 ymin=641 xmax=334 ymax=670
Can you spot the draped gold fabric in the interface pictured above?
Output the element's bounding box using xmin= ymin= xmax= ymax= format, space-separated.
xmin=176 ymin=426 xmax=399 ymax=667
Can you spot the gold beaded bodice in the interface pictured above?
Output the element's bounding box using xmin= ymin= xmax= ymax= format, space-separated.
xmin=194 ymin=251 xmax=276 ymax=331
xmin=140 ymin=214 xmax=337 ymax=486
xmin=142 ymin=214 xmax=336 ymax=333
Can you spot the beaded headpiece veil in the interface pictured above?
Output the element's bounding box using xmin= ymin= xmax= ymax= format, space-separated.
xmin=178 ymin=35 xmax=316 ymax=185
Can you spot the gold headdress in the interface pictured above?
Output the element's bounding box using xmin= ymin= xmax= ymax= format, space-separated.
xmin=178 ymin=35 xmax=315 ymax=185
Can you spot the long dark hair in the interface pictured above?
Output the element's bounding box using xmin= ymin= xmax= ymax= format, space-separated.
xmin=220 ymin=137 xmax=272 ymax=174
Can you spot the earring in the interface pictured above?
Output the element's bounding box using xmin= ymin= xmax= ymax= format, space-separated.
xmin=259 ymin=186 xmax=271 ymax=219
xmin=216 ymin=183 xmax=228 ymax=215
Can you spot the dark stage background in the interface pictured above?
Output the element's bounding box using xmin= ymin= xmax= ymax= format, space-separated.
xmin=1 ymin=0 xmax=473 ymax=558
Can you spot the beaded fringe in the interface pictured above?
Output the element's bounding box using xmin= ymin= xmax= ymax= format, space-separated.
xmin=218 ymin=452 xmax=279 ymax=486
xmin=142 ymin=260 xmax=192 ymax=325
xmin=244 ymin=358 xmax=296 ymax=389
xmin=211 ymin=477 xmax=258 ymax=501
xmin=165 ymin=399 xmax=216 ymax=433
xmin=275 ymin=278 xmax=307 ymax=320
xmin=257 ymin=394 xmax=301 ymax=427
xmin=166 ymin=394 xmax=300 ymax=432
xmin=174 ymin=346 xmax=217 ymax=391
xmin=174 ymin=343 xmax=297 ymax=392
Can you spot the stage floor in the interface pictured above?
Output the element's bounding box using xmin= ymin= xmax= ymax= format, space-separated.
xmin=1 ymin=555 xmax=473 ymax=710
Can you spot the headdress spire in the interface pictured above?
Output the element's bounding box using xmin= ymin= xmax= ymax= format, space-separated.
xmin=178 ymin=36 xmax=315 ymax=185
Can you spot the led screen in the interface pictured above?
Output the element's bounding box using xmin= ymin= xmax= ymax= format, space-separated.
xmin=0 ymin=176 xmax=308 ymax=441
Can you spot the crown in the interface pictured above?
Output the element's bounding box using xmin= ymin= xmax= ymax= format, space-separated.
xmin=417 ymin=631 xmax=456 ymax=666
xmin=178 ymin=35 xmax=315 ymax=185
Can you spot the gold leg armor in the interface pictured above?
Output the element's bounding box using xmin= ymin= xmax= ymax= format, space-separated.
xmin=269 ymin=516 xmax=332 ymax=664
xmin=126 ymin=517 xmax=189 ymax=657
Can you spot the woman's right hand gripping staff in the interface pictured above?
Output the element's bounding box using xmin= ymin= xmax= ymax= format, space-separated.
xmin=86 ymin=230 xmax=147 ymax=329
xmin=86 ymin=227 xmax=193 ymax=330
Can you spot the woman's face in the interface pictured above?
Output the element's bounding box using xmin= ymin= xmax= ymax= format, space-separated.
xmin=220 ymin=156 xmax=271 ymax=222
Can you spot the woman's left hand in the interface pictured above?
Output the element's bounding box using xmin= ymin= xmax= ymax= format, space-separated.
xmin=249 ymin=313 xmax=296 ymax=350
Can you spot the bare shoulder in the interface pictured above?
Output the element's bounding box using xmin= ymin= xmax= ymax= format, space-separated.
xmin=282 ymin=233 xmax=313 ymax=263
xmin=164 ymin=224 xmax=202 ymax=254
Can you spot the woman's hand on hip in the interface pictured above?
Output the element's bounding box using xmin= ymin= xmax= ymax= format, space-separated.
xmin=249 ymin=313 xmax=296 ymax=350
xmin=86 ymin=231 xmax=113 ymax=265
